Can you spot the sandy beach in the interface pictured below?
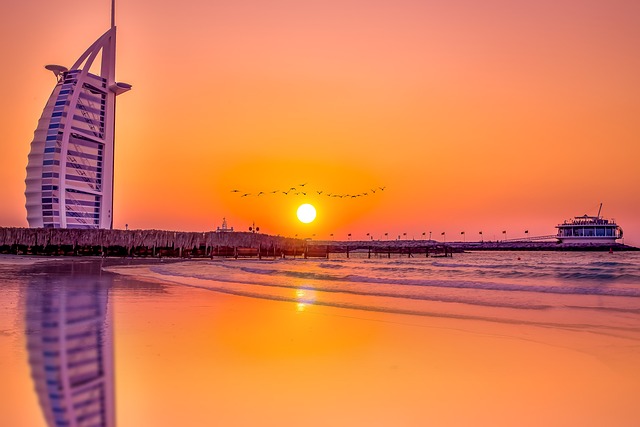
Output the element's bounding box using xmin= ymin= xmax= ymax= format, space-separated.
xmin=112 ymin=281 xmax=640 ymax=427
xmin=2 ymin=255 xmax=640 ymax=426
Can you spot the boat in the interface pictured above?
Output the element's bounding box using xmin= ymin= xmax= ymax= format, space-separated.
xmin=556 ymin=203 xmax=623 ymax=244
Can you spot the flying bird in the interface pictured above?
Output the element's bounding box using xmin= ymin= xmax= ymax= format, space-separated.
xmin=379 ymin=186 xmax=386 ymax=191
xmin=257 ymin=192 xmax=264 ymax=196
xmin=231 ymin=189 xmax=240 ymax=193
xmin=241 ymin=193 xmax=250 ymax=197
xmin=317 ymin=191 xmax=323 ymax=195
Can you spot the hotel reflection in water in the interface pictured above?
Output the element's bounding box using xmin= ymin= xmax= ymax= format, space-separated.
xmin=25 ymin=274 xmax=115 ymax=427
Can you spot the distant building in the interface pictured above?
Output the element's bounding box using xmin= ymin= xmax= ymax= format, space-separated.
xmin=25 ymin=21 xmax=130 ymax=229
xmin=216 ymin=217 xmax=234 ymax=232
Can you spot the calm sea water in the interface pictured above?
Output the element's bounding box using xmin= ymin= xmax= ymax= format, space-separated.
xmin=3 ymin=251 xmax=640 ymax=335
xmin=2 ymin=252 xmax=640 ymax=426
xmin=128 ymin=251 xmax=640 ymax=335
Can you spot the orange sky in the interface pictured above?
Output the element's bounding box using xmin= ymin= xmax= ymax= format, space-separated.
xmin=1 ymin=0 xmax=639 ymax=244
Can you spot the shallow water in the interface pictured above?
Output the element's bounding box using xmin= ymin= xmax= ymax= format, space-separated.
xmin=109 ymin=251 xmax=640 ymax=335
xmin=2 ymin=252 xmax=640 ymax=426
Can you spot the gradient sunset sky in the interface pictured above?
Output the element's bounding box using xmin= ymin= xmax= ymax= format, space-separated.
xmin=1 ymin=0 xmax=638 ymax=244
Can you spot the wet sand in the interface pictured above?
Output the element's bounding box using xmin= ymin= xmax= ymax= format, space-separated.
xmin=110 ymin=271 xmax=640 ymax=427
xmin=2 ymin=258 xmax=640 ymax=426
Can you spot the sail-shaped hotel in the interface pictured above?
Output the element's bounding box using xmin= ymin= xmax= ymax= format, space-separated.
xmin=25 ymin=11 xmax=130 ymax=229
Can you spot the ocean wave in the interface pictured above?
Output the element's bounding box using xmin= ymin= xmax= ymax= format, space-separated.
xmin=317 ymin=263 xmax=345 ymax=270
xmin=212 ymin=261 xmax=640 ymax=298
xmin=147 ymin=261 xmax=640 ymax=300
xmin=146 ymin=265 xmax=551 ymax=310
xmin=342 ymin=274 xmax=640 ymax=297
xmin=115 ymin=267 xmax=640 ymax=334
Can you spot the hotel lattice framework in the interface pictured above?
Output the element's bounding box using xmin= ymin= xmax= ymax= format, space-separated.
xmin=25 ymin=21 xmax=130 ymax=229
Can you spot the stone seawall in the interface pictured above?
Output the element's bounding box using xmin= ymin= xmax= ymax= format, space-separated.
xmin=0 ymin=227 xmax=304 ymax=257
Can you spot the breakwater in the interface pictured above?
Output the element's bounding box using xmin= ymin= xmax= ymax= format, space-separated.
xmin=0 ymin=227 xmax=303 ymax=258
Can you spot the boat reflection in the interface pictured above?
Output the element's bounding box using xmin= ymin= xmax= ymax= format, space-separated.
xmin=25 ymin=272 xmax=115 ymax=427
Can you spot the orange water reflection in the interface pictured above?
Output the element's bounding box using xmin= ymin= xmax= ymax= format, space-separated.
xmin=2 ymin=260 xmax=640 ymax=426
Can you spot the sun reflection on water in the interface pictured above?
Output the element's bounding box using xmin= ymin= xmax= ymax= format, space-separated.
xmin=295 ymin=286 xmax=316 ymax=312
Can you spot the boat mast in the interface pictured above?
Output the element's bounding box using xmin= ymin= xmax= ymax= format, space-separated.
xmin=597 ymin=202 xmax=602 ymax=218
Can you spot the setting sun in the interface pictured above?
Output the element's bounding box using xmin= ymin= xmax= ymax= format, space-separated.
xmin=296 ymin=204 xmax=317 ymax=224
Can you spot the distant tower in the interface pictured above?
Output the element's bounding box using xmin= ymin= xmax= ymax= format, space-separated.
xmin=25 ymin=3 xmax=130 ymax=229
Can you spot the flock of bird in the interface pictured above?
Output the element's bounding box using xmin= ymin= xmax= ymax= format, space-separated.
xmin=230 ymin=183 xmax=386 ymax=199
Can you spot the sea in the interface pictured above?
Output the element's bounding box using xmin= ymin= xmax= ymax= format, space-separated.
xmin=2 ymin=251 xmax=640 ymax=426
xmin=106 ymin=250 xmax=640 ymax=334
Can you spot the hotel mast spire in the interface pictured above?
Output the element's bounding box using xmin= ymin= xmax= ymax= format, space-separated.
xmin=25 ymin=1 xmax=131 ymax=229
xmin=111 ymin=0 xmax=116 ymax=28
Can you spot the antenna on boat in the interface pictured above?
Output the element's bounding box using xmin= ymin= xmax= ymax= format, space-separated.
xmin=597 ymin=202 xmax=603 ymax=218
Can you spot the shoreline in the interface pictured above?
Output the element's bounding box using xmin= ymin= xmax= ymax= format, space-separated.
xmin=3 ymin=255 xmax=640 ymax=426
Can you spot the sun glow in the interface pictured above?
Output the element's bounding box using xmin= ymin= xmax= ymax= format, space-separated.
xmin=296 ymin=204 xmax=316 ymax=224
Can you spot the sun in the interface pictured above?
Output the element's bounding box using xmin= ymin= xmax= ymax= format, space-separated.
xmin=296 ymin=204 xmax=317 ymax=223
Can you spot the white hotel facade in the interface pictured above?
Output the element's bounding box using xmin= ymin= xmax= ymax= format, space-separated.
xmin=25 ymin=20 xmax=130 ymax=229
